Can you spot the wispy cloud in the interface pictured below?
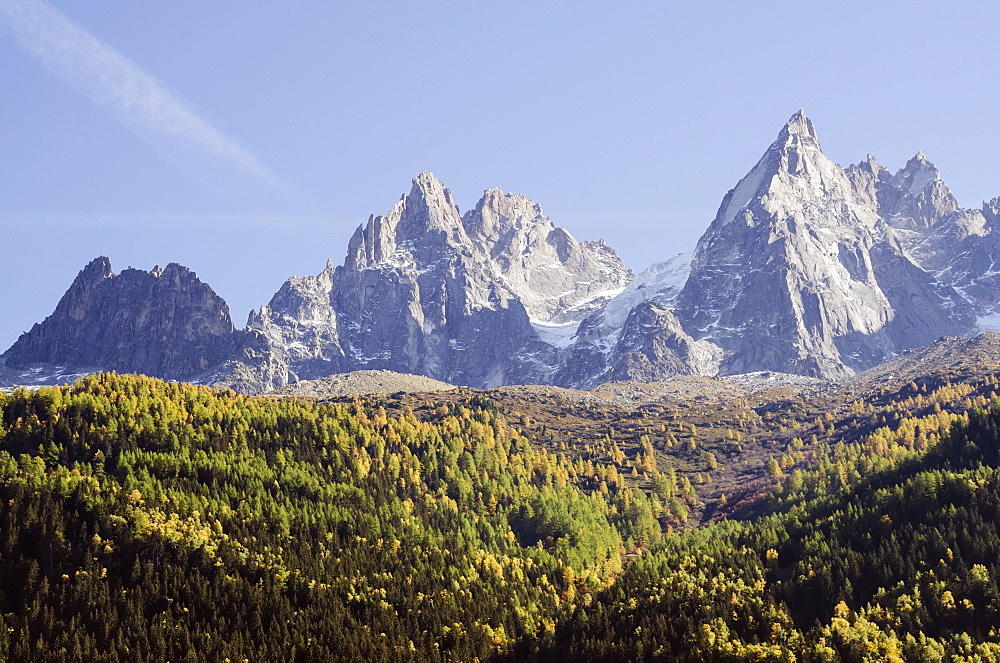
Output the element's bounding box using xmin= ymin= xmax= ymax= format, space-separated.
xmin=0 ymin=0 xmax=305 ymax=210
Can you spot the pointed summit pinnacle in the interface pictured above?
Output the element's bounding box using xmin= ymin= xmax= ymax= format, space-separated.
xmin=899 ymin=151 xmax=940 ymax=180
xmin=78 ymin=256 xmax=114 ymax=281
xmin=408 ymin=171 xmax=455 ymax=208
xmin=395 ymin=171 xmax=463 ymax=239
xmin=780 ymin=109 xmax=820 ymax=144
xmin=413 ymin=170 xmax=443 ymax=188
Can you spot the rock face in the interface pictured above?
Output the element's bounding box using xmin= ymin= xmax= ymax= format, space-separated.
xmin=564 ymin=110 xmax=992 ymax=384
xmin=329 ymin=172 xmax=537 ymax=388
xmin=209 ymin=172 xmax=633 ymax=392
xmin=7 ymin=113 xmax=1000 ymax=392
xmin=674 ymin=111 xmax=972 ymax=378
xmin=1 ymin=257 xmax=239 ymax=384
xmin=850 ymin=154 xmax=1000 ymax=324
xmin=462 ymin=188 xmax=631 ymax=323
xmin=936 ymin=196 xmax=1000 ymax=322
xmin=552 ymin=252 xmax=717 ymax=388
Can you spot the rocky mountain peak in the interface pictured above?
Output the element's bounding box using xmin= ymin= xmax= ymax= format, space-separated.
xmin=672 ymin=111 xmax=973 ymax=379
xmin=158 ymin=262 xmax=201 ymax=285
xmin=397 ymin=170 xmax=465 ymax=240
xmin=713 ymin=109 xmax=852 ymax=232
xmin=856 ymin=154 xmax=886 ymax=176
xmin=60 ymin=256 xmax=116 ymax=321
xmin=881 ymin=152 xmax=959 ymax=231
xmin=777 ymin=109 xmax=821 ymax=146
xmin=79 ymin=255 xmax=114 ymax=280
xmin=768 ymin=110 xmax=849 ymax=195
xmin=1 ymin=258 xmax=238 ymax=384
xmin=894 ymin=152 xmax=942 ymax=193
xmin=983 ymin=197 xmax=1000 ymax=226
xmin=460 ymin=187 xmax=632 ymax=324
xmin=845 ymin=154 xmax=892 ymax=209
xmin=344 ymin=171 xmax=469 ymax=272
xmin=462 ymin=188 xmax=546 ymax=248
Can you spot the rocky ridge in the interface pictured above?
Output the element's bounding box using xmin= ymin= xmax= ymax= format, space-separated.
xmin=1 ymin=257 xmax=238 ymax=385
xmin=205 ymin=172 xmax=632 ymax=393
xmin=5 ymin=112 xmax=1000 ymax=393
xmin=565 ymin=110 xmax=996 ymax=385
xmin=673 ymin=111 xmax=972 ymax=378
xmin=846 ymin=332 xmax=1000 ymax=393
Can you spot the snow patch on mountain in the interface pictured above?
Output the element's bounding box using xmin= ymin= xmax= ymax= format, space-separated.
xmin=531 ymin=320 xmax=580 ymax=348
xmin=977 ymin=311 xmax=1000 ymax=333
xmin=601 ymin=252 xmax=692 ymax=330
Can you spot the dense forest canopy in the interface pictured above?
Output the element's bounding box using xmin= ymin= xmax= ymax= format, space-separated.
xmin=1 ymin=372 xmax=1000 ymax=661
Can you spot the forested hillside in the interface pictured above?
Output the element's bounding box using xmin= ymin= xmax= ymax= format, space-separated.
xmin=0 ymin=374 xmax=640 ymax=661
xmin=3 ymin=373 xmax=1000 ymax=660
xmin=537 ymin=404 xmax=1000 ymax=661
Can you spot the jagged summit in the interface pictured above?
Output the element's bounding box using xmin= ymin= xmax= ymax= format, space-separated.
xmin=778 ymin=109 xmax=821 ymax=145
xmin=846 ymin=152 xmax=955 ymax=233
xmin=206 ymin=172 xmax=632 ymax=392
xmin=461 ymin=187 xmax=632 ymax=324
xmin=399 ymin=170 xmax=464 ymax=237
xmin=585 ymin=111 xmax=981 ymax=384
xmin=344 ymin=171 xmax=467 ymax=272
xmin=713 ymin=110 xmax=841 ymax=228
xmin=462 ymin=188 xmax=546 ymax=244
xmin=1 ymin=258 xmax=238 ymax=384
xmin=6 ymin=113 xmax=1000 ymax=393
xmin=80 ymin=255 xmax=113 ymax=278
xmin=894 ymin=152 xmax=946 ymax=194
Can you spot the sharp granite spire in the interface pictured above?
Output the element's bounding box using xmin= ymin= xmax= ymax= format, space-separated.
xmin=577 ymin=111 xmax=981 ymax=384
xmin=1 ymin=258 xmax=238 ymax=384
xmin=210 ymin=172 xmax=632 ymax=392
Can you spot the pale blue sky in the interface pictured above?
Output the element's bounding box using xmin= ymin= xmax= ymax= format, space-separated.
xmin=2 ymin=0 xmax=999 ymax=349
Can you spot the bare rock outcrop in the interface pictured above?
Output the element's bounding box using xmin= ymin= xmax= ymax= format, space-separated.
xmin=9 ymin=113 xmax=1000 ymax=392
xmin=569 ymin=111 xmax=982 ymax=383
xmin=462 ymin=189 xmax=631 ymax=323
xmin=1 ymin=257 xmax=239 ymax=384
xmin=211 ymin=172 xmax=632 ymax=392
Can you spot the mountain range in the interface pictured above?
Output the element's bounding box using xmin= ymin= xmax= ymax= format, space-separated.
xmin=4 ymin=111 xmax=999 ymax=393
